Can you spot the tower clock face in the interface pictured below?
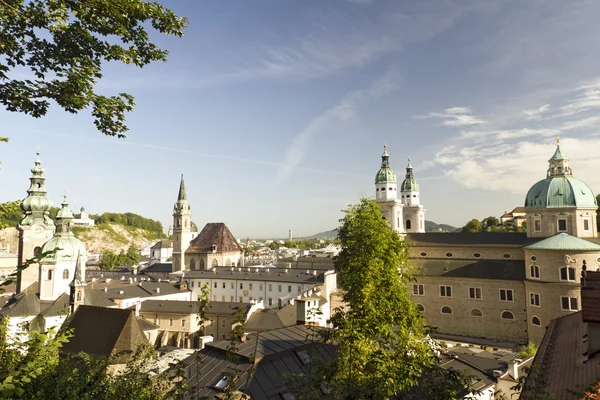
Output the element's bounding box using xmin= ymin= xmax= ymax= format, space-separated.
xmin=32 ymin=224 xmax=44 ymax=234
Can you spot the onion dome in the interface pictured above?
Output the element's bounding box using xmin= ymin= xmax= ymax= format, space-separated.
xmin=400 ymin=157 xmax=419 ymax=192
xmin=41 ymin=195 xmax=86 ymax=263
xmin=375 ymin=144 xmax=397 ymax=184
xmin=525 ymin=142 xmax=596 ymax=209
xmin=19 ymin=150 xmax=55 ymax=228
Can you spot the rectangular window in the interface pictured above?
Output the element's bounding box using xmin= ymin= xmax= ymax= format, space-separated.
xmin=584 ymin=219 xmax=591 ymax=231
xmin=221 ymin=295 xmax=225 ymax=302
xmin=278 ymin=285 xmax=282 ymax=292
xmin=230 ymin=295 xmax=234 ymax=302
xmin=530 ymin=292 xmax=540 ymax=307
xmin=534 ymin=219 xmax=541 ymax=232
xmin=560 ymin=267 xmax=576 ymax=281
xmin=561 ymin=296 xmax=578 ymax=311
xmin=222 ymin=320 xmax=226 ymax=327
xmin=268 ymin=284 xmax=272 ymax=291
xmin=231 ymin=282 xmax=234 ymax=289
xmin=278 ymin=298 xmax=282 ymax=307
xmin=213 ymin=282 xmax=217 ymax=288
xmin=260 ymin=284 xmax=264 ymax=291
xmin=240 ymin=283 xmax=243 ymax=289
xmin=500 ymin=289 xmax=514 ymax=302
xmin=181 ymin=319 xmax=186 ymax=327
xmin=469 ymin=287 xmax=482 ymax=300
xmin=239 ymin=296 xmax=242 ymax=303
xmin=440 ymin=286 xmax=452 ymax=298
xmin=268 ymin=298 xmax=273 ymax=306
xmin=412 ymin=284 xmax=424 ymax=296
xmin=558 ymin=219 xmax=567 ymax=232
xmin=222 ymin=282 xmax=226 ymax=289
xmin=249 ymin=283 xmax=253 ymax=290
xmin=209 ymin=320 xmax=214 ymax=326
xmin=530 ymin=265 xmax=540 ymax=279
xmin=169 ymin=319 xmax=173 ymax=326
xmin=288 ymin=285 xmax=292 ymax=293
xmin=191 ymin=281 xmax=194 ymax=288
xmin=297 ymin=285 xmax=302 ymax=293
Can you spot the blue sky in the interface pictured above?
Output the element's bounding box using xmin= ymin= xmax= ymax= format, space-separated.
xmin=3 ymin=0 xmax=600 ymax=238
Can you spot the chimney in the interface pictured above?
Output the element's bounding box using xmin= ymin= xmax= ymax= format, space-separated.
xmin=103 ymin=287 xmax=108 ymax=292
xmin=156 ymin=287 xmax=160 ymax=294
xmin=508 ymin=359 xmax=522 ymax=380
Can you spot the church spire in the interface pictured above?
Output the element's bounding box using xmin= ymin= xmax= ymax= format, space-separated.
xmin=177 ymin=173 xmax=187 ymax=202
xmin=55 ymin=193 xmax=74 ymax=235
xmin=19 ymin=149 xmax=55 ymax=228
xmin=547 ymin=138 xmax=572 ymax=177
xmin=69 ymin=252 xmax=86 ymax=313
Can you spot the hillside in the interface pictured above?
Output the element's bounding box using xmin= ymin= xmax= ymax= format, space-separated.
xmin=306 ymin=220 xmax=457 ymax=239
xmin=73 ymin=223 xmax=162 ymax=254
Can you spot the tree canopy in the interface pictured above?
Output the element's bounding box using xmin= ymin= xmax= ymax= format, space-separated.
xmin=324 ymin=198 xmax=432 ymax=398
xmin=0 ymin=0 xmax=187 ymax=138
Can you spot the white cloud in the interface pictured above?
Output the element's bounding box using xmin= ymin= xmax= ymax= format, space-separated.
xmin=523 ymin=104 xmax=550 ymax=119
xmin=278 ymin=72 xmax=402 ymax=181
xmin=417 ymin=107 xmax=485 ymax=127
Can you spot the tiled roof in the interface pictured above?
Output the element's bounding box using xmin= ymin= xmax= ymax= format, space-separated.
xmin=523 ymin=232 xmax=600 ymax=251
xmin=84 ymin=289 xmax=118 ymax=308
xmin=244 ymin=304 xmax=296 ymax=332
xmin=182 ymin=267 xmax=326 ymax=284
xmin=39 ymin=293 xmax=69 ymax=317
xmin=186 ymin=223 xmax=242 ymax=254
xmin=140 ymin=262 xmax=173 ymax=274
xmin=140 ymin=300 xmax=250 ymax=316
xmin=511 ymin=206 xmax=526 ymax=214
xmin=413 ymin=259 xmax=526 ymax=280
xmin=405 ymin=232 xmax=530 ymax=247
xmin=137 ymin=317 xmax=159 ymax=331
xmin=151 ymin=240 xmax=172 ymax=250
xmin=581 ymin=272 xmax=600 ymax=323
xmin=61 ymin=305 xmax=148 ymax=357
xmin=96 ymin=281 xmax=185 ymax=300
xmin=524 ymin=311 xmax=600 ymax=399
xmin=183 ymin=325 xmax=335 ymax=398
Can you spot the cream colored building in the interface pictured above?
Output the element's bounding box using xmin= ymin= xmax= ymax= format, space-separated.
xmin=379 ymin=141 xmax=599 ymax=345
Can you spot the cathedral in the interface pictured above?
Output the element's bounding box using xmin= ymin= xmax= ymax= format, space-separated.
xmin=378 ymin=141 xmax=600 ymax=344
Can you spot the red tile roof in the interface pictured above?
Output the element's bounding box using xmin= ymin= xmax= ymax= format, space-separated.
xmin=186 ymin=222 xmax=242 ymax=254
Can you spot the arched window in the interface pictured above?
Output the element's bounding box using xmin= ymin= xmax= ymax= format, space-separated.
xmin=532 ymin=316 xmax=541 ymax=326
xmin=47 ymin=269 xmax=52 ymax=281
xmin=560 ymin=267 xmax=576 ymax=281
xmin=416 ymin=304 xmax=424 ymax=312
xmin=441 ymin=306 xmax=452 ymax=314
xmin=33 ymin=246 xmax=41 ymax=256
xmin=406 ymin=220 xmax=412 ymax=230
xmin=470 ymin=308 xmax=483 ymax=317
xmin=63 ymin=269 xmax=69 ymax=279
xmin=190 ymin=259 xmax=196 ymax=270
xmin=225 ymin=259 xmax=231 ymax=267
xmin=501 ymin=311 xmax=515 ymax=320
xmin=199 ymin=259 xmax=205 ymax=270
xmin=76 ymin=290 xmax=82 ymax=302
xmin=212 ymin=259 xmax=218 ymax=268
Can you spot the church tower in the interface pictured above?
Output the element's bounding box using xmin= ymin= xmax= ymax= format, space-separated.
xmin=38 ymin=195 xmax=87 ymax=301
xmin=401 ymin=158 xmax=426 ymax=233
xmin=69 ymin=252 xmax=86 ymax=314
xmin=375 ymin=144 xmax=404 ymax=233
xmin=17 ymin=150 xmax=55 ymax=293
xmin=172 ymin=174 xmax=193 ymax=272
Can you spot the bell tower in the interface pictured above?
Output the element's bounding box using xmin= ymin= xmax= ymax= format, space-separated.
xmin=172 ymin=174 xmax=192 ymax=272
xmin=401 ymin=157 xmax=426 ymax=233
xmin=17 ymin=150 xmax=55 ymax=293
xmin=374 ymin=144 xmax=404 ymax=233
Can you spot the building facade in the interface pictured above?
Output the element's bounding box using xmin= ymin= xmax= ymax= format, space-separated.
xmin=392 ymin=141 xmax=600 ymax=344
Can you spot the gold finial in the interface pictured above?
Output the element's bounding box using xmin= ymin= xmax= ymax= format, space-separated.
xmin=63 ymin=190 xmax=67 ymax=202
xmin=557 ymin=136 xmax=560 ymax=145
xmin=383 ymin=141 xmax=387 ymax=149
xmin=35 ymin=145 xmax=40 ymax=156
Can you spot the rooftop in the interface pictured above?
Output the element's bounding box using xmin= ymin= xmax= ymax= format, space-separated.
xmin=139 ymin=300 xmax=251 ymax=316
xmin=180 ymin=266 xmax=328 ymax=284
xmin=413 ymin=259 xmax=526 ymax=281
xmin=523 ymin=232 xmax=600 ymax=251
xmin=186 ymin=223 xmax=242 ymax=254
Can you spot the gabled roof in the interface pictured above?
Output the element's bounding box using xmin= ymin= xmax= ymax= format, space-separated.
xmin=244 ymin=303 xmax=296 ymax=332
xmin=523 ymin=232 xmax=600 ymax=251
xmin=151 ymin=240 xmax=172 ymax=250
xmin=61 ymin=305 xmax=148 ymax=357
xmin=0 ymin=285 xmax=41 ymax=317
xmin=186 ymin=223 xmax=242 ymax=254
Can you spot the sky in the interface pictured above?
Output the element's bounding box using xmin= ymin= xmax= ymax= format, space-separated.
xmin=3 ymin=0 xmax=600 ymax=238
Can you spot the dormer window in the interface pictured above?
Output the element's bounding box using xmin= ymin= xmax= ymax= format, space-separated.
xmin=558 ymin=219 xmax=567 ymax=232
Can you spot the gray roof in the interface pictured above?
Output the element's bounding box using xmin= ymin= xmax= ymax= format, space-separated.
xmin=61 ymin=305 xmax=148 ymax=357
xmin=244 ymin=304 xmax=296 ymax=332
xmin=182 ymin=267 xmax=327 ymax=284
xmin=413 ymin=259 xmax=526 ymax=281
xmin=140 ymin=300 xmax=250 ymax=316
xmin=92 ymin=281 xmax=185 ymax=300
xmin=183 ymin=325 xmax=335 ymax=399
xmin=151 ymin=240 xmax=173 ymax=250
xmin=524 ymin=232 xmax=600 ymax=251
xmin=405 ymin=232 xmax=530 ymax=247
xmin=137 ymin=317 xmax=159 ymax=331
xmin=141 ymin=263 xmax=173 ymax=274
xmin=0 ymin=285 xmax=43 ymax=317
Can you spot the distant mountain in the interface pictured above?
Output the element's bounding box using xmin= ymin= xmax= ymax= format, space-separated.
xmin=425 ymin=221 xmax=458 ymax=232
xmin=303 ymin=229 xmax=338 ymax=240
xmin=305 ymin=221 xmax=457 ymax=239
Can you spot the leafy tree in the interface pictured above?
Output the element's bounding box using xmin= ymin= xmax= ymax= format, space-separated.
xmin=284 ymin=240 xmax=297 ymax=248
xmin=0 ymin=0 xmax=187 ymax=138
xmin=323 ymin=198 xmax=432 ymax=398
xmin=126 ymin=244 xmax=141 ymax=265
xmin=99 ymin=250 xmax=118 ymax=270
xmin=482 ymin=216 xmax=499 ymax=229
xmin=463 ymin=219 xmax=481 ymax=233
xmin=267 ymin=242 xmax=278 ymax=250
xmin=0 ymin=201 xmax=21 ymax=229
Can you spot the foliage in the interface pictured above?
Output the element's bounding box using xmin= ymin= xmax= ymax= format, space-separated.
xmin=518 ymin=342 xmax=538 ymax=359
xmin=98 ymin=244 xmax=140 ymax=270
xmin=0 ymin=0 xmax=187 ymax=137
xmin=399 ymin=366 xmax=480 ymax=400
xmin=463 ymin=219 xmax=482 ymax=233
xmin=462 ymin=217 xmax=526 ymax=233
xmin=323 ymin=198 xmax=432 ymax=399
xmin=482 ymin=216 xmax=499 ymax=228
xmin=424 ymin=221 xmax=458 ymax=233
xmin=96 ymin=212 xmax=165 ymax=237
xmin=510 ymin=364 xmax=555 ymax=400
xmin=0 ymin=201 xmax=21 ymax=229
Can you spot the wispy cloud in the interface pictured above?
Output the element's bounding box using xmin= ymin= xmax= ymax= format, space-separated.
xmin=415 ymin=107 xmax=485 ymax=127
xmin=523 ymin=104 xmax=550 ymax=120
xmin=278 ymin=71 xmax=402 ymax=181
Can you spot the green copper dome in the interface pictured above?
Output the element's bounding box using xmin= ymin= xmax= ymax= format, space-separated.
xmin=375 ymin=145 xmax=397 ymax=184
xmin=41 ymin=196 xmax=86 ymax=264
xmin=400 ymin=158 xmax=419 ymax=192
xmin=20 ymin=151 xmax=55 ymax=228
xmin=524 ymin=176 xmax=597 ymax=209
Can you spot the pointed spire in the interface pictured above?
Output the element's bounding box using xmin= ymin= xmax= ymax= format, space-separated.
xmin=177 ymin=173 xmax=187 ymax=202
xmin=380 ymin=143 xmax=390 ymax=168
xmin=549 ymin=138 xmax=567 ymax=161
xmin=69 ymin=252 xmax=86 ymax=288
xmin=19 ymin=149 xmax=55 ymax=227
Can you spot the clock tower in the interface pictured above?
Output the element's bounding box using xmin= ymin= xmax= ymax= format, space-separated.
xmin=17 ymin=150 xmax=55 ymax=293
xmin=172 ymin=174 xmax=193 ymax=272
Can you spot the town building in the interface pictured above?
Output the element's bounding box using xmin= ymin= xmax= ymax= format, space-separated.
xmin=150 ymin=239 xmax=173 ymax=263
xmin=377 ymin=141 xmax=600 ymax=345
xmin=500 ymin=206 xmax=526 ymax=228
xmin=72 ymin=206 xmax=95 ymax=227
